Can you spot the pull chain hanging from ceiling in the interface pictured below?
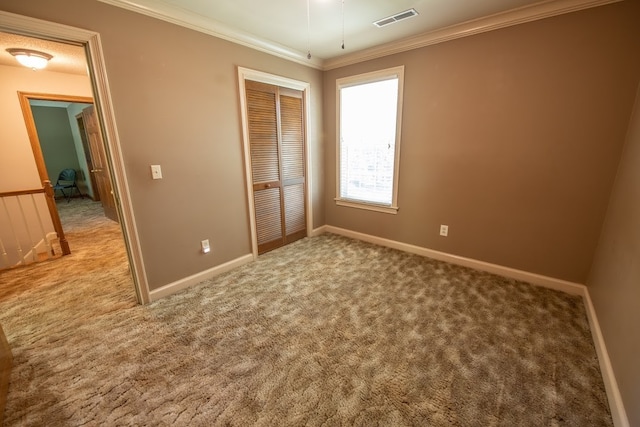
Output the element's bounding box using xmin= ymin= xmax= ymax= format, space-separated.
xmin=341 ymin=0 xmax=345 ymax=50
xmin=306 ymin=0 xmax=312 ymax=59
xmin=306 ymin=0 xmax=345 ymax=59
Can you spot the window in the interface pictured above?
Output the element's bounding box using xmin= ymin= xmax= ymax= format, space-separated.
xmin=336 ymin=66 xmax=404 ymax=214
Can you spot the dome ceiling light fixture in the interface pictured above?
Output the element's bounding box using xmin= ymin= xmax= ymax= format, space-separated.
xmin=6 ymin=48 xmax=53 ymax=70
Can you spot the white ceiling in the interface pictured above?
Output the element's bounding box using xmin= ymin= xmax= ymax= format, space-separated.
xmin=0 ymin=0 xmax=618 ymax=73
xmin=0 ymin=31 xmax=87 ymax=75
xmin=147 ymin=0 xmax=545 ymax=59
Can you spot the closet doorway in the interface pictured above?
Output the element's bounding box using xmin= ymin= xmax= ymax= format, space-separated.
xmin=238 ymin=68 xmax=311 ymax=256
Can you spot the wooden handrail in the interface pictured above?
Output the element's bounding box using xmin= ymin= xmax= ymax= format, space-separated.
xmin=42 ymin=180 xmax=70 ymax=256
xmin=0 ymin=188 xmax=45 ymax=198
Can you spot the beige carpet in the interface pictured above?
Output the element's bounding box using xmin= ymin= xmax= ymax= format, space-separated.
xmin=0 ymin=200 xmax=612 ymax=426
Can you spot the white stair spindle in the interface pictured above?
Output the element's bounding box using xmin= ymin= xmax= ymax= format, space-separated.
xmin=16 ymin=195 xmax=37 ymax=264
xmin=1 ymin=197 xmax=23 ymax=266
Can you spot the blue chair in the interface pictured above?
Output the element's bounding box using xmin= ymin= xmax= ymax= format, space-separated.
xmin=53 ymin=169 xmax=83 ymax=202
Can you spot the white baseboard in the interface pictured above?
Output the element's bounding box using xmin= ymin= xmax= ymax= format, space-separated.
xmin=148 ymin=254 xmax=254 ymax=302
xmin=309 ymin=225 xmax=327 ymax=237
xmin=320 ymin=225 xmax=628 ymax=426
xmin=324 ymin=225 xmax=584 ymax=295
xmin=582 ymin=290 xmax=629 ymax=427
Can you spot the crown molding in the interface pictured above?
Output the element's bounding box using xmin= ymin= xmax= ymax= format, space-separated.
xmin=98 ymin=0 xmax=622 ymax=72
xmin=97 ymin=0 xmax=324 ymax=70
xmin=324 ymin=0 xmax=623 ymax=70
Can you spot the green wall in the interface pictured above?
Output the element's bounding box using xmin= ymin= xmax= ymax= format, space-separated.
xmin=31 ymin=106 xmax=81 ymax=190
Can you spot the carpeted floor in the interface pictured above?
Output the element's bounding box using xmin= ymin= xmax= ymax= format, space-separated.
xmin=0 ymin=199 xmax=612 ymax=426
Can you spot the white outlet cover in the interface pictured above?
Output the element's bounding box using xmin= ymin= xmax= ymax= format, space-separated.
xmin=150 ymin=164 xmax=163 ymax=180
xmin=440 ymin=225 xmax=449 ymax=236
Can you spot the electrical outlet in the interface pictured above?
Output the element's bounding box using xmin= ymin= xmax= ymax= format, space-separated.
xmin=150 ymin=164 xmax=163 ymax=180
xmin=201 ymin=239 xmax=211 ymax=254
xmin=439 ymin=225 xmax=449 ymax=237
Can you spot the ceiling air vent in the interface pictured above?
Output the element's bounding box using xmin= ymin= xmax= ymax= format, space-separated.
xmin=373 ymin=9 xmax=419 ymax=28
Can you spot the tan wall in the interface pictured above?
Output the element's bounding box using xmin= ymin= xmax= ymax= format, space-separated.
xmin=324 ymin=2 xmax=640 ymax=283
xmin=1 ymin=0 xmax=639 ymax=419
xmin=587 ymin=82 xmax=640 ymax=426
xmin=0 ymin=0 xmax=324 ymax=290
xmin=2 ymin=2 xmax=637 ymax=286
xmin=0 ymin=65 xmax=91 ymax=267
xmin=0 ymin=64 xmax=92 ymax=193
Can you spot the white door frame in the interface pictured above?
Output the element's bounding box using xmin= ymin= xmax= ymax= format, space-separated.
xmin=237 ymin=67 xmax=313 ymax=259
xmin=0 ymin=10 xmax=150 ymax=304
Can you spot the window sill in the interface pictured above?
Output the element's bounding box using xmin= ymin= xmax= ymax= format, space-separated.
xmin=335 ymin=198 xmax=398 ymax=215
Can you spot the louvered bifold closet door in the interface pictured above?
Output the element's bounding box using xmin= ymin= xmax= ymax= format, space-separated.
xmin=245 ymin=81 xmax=307 ymax=254
xmin=246 ymin=81 xmax=283 ymax=253
xmin=280 ymin=89 xmax=306 ymax=244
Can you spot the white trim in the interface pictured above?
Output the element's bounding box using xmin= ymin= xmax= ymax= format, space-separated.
xmin=323 ymin=0 xmax=622 ymax=70
xmin=237 ymin=67 xmax=313 ymax=258
xmin=17 ymin=232 xmax=58 ymax=266
xmin=0 ymin=10 xmax=151 ymax=304
xmin=97 ymin=0 xmax=323 ymax=70
xmin=582 ymin=290 xmax=630 ymax=427
xmin=149 ymin=254 xmax=254 ymax=301
xmin=324 ymin=225 xmax=584 ymax=294
xmin=309 ymin=225 xmax=327 ymax=237
xmin=336 ymin=66 xmax=404 ymax=214
xmin=98 ymin=0 xmax=619 ymax=71
xmin=236 ymin=68 xmax=258 ymax=260
xmin=46 ymin=231 xmax=58 ymax=244
xmin=320 ymin=225 xmax=628 ymax=425
xmin=0 ymin=10 xmax=96 ymax=40
xmin=86 ymin=33 xmax=150 ymax=304
xmin=334 ymin=199 xmax=399 ymax=215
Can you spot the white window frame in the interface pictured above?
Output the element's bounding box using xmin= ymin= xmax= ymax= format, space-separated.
xmin=335 ymin=66 xmax=404 ymax=215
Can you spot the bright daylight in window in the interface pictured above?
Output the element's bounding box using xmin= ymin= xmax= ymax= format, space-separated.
xmin=337 ymin=66 xmax=404 ymax=214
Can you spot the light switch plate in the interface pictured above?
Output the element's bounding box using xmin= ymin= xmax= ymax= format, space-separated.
xmin=150 ymin=165 xmax=162 ymax=180
xmin=201 ymin=239 xmax=211 ymax=254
